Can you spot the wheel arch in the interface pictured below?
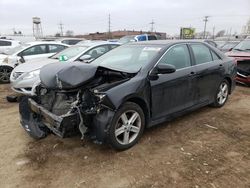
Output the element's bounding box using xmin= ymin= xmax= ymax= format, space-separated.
xmin=125 ymin=97 xmax=150 ymax=127
xmin=224 ymin=76 xmax=232 ymax=94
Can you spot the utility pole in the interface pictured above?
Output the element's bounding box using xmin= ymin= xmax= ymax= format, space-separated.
xmin=108 ymin=14 xmax=111 ymax=39
xmin=58 ymin=22 xmax=64 ymax=37
xmin=203 ymin=16 xmax=209 ymax=39
xmin=150 ymin=20 xmax=155 ymax=33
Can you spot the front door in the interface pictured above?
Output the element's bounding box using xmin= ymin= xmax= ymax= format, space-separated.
xmin=150 ymin=44 xmax=196 ymax=120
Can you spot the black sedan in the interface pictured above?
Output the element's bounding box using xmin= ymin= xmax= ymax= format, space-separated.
xmin=20 ymin=40 xmax=237 ymax=150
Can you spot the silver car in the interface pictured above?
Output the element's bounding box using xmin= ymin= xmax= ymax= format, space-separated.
xmin=10 ymin=41 xmax=120 ymax=95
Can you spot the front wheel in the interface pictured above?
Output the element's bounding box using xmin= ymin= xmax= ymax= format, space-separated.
xmin=211 ymin=80 xmax=229 ymax=107
xmin=107 ymin=102 xmax=145 ymax=150
xmin=0 ymin=65 xmax=13 ymax=84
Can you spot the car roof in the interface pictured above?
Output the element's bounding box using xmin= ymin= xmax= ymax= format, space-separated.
xmin=76 ymin=41 xmax=121 ymax=47
xmin=26 ymin=41 xmax=69 ymax=46
xmin=0 ymin=38 xmax=20 ymax=43
xmin=129 ymin=40 xmax=209 ymax=46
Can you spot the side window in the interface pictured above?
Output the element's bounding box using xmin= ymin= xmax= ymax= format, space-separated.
xmin=190 ymin=44 xmax=213 ymax=65
xmin=158 ymin=44 xmax=191 ymax=69
xmin=61 ymin=40 xmax=70 ymax=45
xmin=22 ymin=45 xmax=47 ymax=56
xmin=68 ymin=40 xmax=81 ymax=45
xmin=110 ymin=44 xmax=119 ymax=49
xmin=0 ymin=41 xmax=11 ymax=46
xmin=137 ymin=35 xmax=147 ymax=41
xmin=48 ymin=44 xmax=66 ymax=53
xmin=148 ymin=35 xmax=157 ymax=40
xmin=210 ymin=50 xmax=221 ymax=60
xmin=85 ymin=45 xmax=110 ymax=59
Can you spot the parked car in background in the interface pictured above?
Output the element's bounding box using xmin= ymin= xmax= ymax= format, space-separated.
xmin=0 ymin=39 xmax=21 ymax=53
xmin=59 ymin=38 xmax=85 ymax=45
xmin=225 ymin=39 xmax=250 ymax=86
xmin=19 ymin=40 xmax=236 ymax=150
xmin=0 ymin=41 xmax=68 ymax=83
xmin=10 ymin=41 xmax=120 ymax=95
xmin=219 ymin=41 xmax=240 ymax=53
xmin=214 ymin=41 xmax=227 ymax=48
xmin=118 ymin=34 xmax=157 ymax=44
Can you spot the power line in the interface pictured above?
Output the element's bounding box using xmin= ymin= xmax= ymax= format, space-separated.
xmin=203 ymin=16 xmax=209 ymax=39
xmin=149 ymin=20 xmax=155 ymax=32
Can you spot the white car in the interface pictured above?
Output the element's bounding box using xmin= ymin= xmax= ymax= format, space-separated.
xmin=0 ymin=41 xmax=68 ymax=83
xmin=10 ymin=41 xmax=120 ymax=95
xmin=0 ymin=39 xmax=21 ymax=53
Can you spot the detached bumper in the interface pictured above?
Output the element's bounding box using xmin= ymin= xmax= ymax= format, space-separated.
xmin=28 ymin=98 xmax=79 ymax=137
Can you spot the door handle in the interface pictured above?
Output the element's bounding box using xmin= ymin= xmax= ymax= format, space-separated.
xmin=190 ymin=71 xmax=195 ymax=75
xmin=219 ymin=64 xmax=223 ymax=67
xmin=189 ymin=71 xmax=196 ymax=77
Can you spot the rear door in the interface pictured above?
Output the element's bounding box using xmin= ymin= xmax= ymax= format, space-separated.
xmin=20 ymin=44 xmax=48 ymax=60
xmin=189 ymin=43 xmax=225 ymax=103
xmin=150 ymin=44 xmax=196 ymax=120
xmin=47 ymin=44 xmax=67 ymax=56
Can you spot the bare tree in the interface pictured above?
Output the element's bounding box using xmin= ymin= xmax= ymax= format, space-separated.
xmin=65 ymin=30 xmax=74 ymax=37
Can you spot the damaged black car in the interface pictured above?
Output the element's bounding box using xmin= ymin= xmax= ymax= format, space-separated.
xmin=19 ymin=41 xmax=237 ymax=150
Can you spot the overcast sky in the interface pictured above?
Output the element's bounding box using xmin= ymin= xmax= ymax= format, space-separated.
xmin=0 ymin=0 xmax=249 ymax=36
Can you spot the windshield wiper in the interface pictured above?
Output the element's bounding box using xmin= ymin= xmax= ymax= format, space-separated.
xmin=233 ymin=48 xmax=243 ymax=51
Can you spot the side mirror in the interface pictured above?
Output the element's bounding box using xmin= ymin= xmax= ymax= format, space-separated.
xmin=156 ymin=64 xmax=176 ymax=74
xmin=79 ymin=55 xmax=92 ymax=62
xmin=149 ymin=64 xmax=176 ymax=80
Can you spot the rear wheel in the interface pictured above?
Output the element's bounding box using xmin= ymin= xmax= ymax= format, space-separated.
xmin=211 ymin=80 xmax=229 ymax=107
xmin=0 ymin=65 xmax=13 ymax=83
xmin=107 ymin=102 xmax=145 ymax=150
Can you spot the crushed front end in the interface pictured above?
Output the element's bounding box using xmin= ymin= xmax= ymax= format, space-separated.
xmin=236 ymin=58 xmax=250 ymax=86
xmin=19 ymin=63 xmax=134 ymax=143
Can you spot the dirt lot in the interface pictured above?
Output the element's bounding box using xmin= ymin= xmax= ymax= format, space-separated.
xmin=0 ymin=84 xmax=250 ymax=188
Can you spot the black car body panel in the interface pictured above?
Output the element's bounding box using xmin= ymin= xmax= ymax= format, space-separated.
xmin=19 ymin=40 xmax=237 ymax=144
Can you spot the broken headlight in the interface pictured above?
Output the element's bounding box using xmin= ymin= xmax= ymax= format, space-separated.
xmin=93 ymin=90 xmax=106 ymax=101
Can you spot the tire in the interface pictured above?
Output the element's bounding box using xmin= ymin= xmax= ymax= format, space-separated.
xmin=0 ymin=65 xmax=13 ymax=84
xmin=211 ymin=80 xmax=230 ymax=108
xmin=107 ymin=102 xmax=145 ymax=150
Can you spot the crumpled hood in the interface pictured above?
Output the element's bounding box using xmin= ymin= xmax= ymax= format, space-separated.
xmin=40 ymin=62 xmax=98 ymax=89
xmin=13 ymin=58 xmax=58 ymax=73
xmin=226 ymin=51 xmax=250 ymax=58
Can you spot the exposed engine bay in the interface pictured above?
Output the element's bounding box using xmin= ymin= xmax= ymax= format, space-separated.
xmin=20 ymin=63 xmax=135 ymax=142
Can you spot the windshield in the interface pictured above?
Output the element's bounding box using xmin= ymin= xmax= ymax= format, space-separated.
xmin=51 ymin=46 xmax=88 ymax=59
xmin=233 ymin=40 xmax=250 ymax=51
xmin=2 ymin=44 xmax=30 ymax=55
xmin=118 ymin=36 xmax=136 ymax=44
xmin=92 ymin=45 xmax=162 ymax=73
xmin=222 ymin=42 xmax=238 ymax=50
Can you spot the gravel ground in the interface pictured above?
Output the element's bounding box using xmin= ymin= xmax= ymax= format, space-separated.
xmin=0 ymin=84 xmax=250 ymax=188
